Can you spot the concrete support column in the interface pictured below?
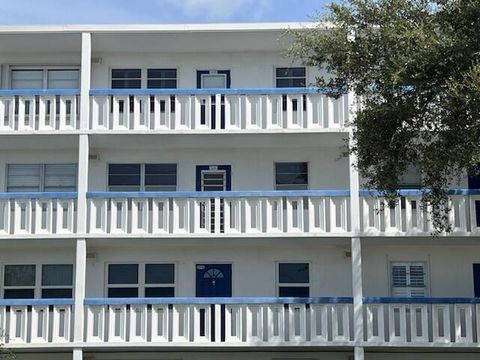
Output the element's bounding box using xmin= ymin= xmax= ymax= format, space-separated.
xmin=73 ymin=348 xmax=83 ymax=360
xmin=80 ymin=32 xmax=91 ymax=131
xmin=348 ymin=91 xmax=364 ymax=360
xmin=73 ymin=239 xmax=87 ymax=343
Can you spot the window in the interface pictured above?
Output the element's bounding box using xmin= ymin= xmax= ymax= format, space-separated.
xmin=11 ymin=68 xmax=79 ymax=89
xmin=6 ymin=164 xmax=77 ymax=192
xmin=391 ymin=262 xmax=427 ymax=297
xmin=276 ymin=67 xmax=306 ymax=88
xmin=107 ymin=263 xmax=175 ymax=298
xmin=147 ymin=69 xmax=177 ymax=89
xmin=3 ymin=264 xmax=73 ymax=299
xmin=398 ymin=165 xmax=422 ymax=189
xmin=275 ymin=162 xmax=308 ymax=190
xmin=278 ymin=263 xmax=310 ymax=297
xmin=111 ymin=69 xmax=142 ymax=89
xmin=108 ymin=163 xmax=177 ymax=192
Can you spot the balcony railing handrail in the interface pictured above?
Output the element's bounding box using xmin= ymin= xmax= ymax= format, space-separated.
xmin=360 ymin=188 xmax=480 ymax=196
xmin=0 ymin=89 xmax=80 ymax=96
xmin=0 ymin=298 xmax=74 ymax=306
xmin=87 ymin=190 xmax=351 ymax=199
xmin=84 ymin=296 xmax=354 ymax=305
xmin=90 ymin=87 xmax=335 ymax=96
xmin=363 ymin=297 xmax=480 ymax=304
xmin=0 ymin=192 xmax=78 ymax=199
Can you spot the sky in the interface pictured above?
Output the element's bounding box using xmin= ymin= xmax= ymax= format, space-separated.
xmin=0 ymin=0 xmax=331 ymax=25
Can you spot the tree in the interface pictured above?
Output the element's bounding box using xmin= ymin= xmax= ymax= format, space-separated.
xmin=0 ymin=333 xmax=15 ymax=360
xmin=288 ymin=0 xmax=480 ymax=232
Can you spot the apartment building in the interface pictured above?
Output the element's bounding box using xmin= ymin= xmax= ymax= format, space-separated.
xmin=0 ymin=23 xmax=478 ymax=360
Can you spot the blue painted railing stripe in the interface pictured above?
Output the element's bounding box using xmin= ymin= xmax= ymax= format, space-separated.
xmin=84 ymin=297 xmax=353 ymax=305
xmin=0 ymin=89 xmax=80 ymax=96
xmin=90 ymin=87 xmax=332 ymax=96
xmin=87 ymin=190 xmax=351 ymax=199
xmin=0 ymin=192 xmax=77 ymax=199
xmin=363 ymin=297 xmax=480 ymax=304
xmin=0 ymin=299 xmax=74 ymax=306
xmin=360 ymin=189 xmax=480 ymax=196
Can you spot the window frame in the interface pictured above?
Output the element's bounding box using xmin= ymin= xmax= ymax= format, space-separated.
xmin=274 ymin=66 xmax=307 ymax=88
xmin=8 ymin=65 xmax=80 ymax=89
xmin=105 ymin=262 xmax=176 ymax=298
xmin=107 ymin=163 xmax=178 ymax=192
xmin=109 ymin=67 xmax=179 ymax=89
xmin=390 ymin=261 xmax=429 ymax=298
xmin=276 ymin=261 xmax=311 ymax=297
xmin=5 ymin=163 xmax=78 ymax=192
xmin=274 ymin=161 xmax=310 ymax=191
xmin=1 ymin=263 xmax=74 ymax=299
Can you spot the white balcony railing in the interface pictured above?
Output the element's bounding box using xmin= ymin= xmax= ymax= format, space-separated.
xmin=84 ymin=297 xmax=353 ymax=345
xmin=90 ymin=88 xmax=349 ymax=132
xmin=364 ymin=298 xmax=480 ymax=346
xmin=0 ymin=193 xmax=77 ymax=236
xmin=86 ymin=191 xmax=351 ymax=237
xmin=0 ymin=299 xmax=73 ymax=346
xmin=0 ymin=190 xmax=479 ymax=238
xmin=0 ymin=90 xmax=80 ymax=132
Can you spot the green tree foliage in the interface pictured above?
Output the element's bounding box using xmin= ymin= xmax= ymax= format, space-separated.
xmin=288 ymin=0 xmax=480 ymax=232
xmin=0 ymin=331 xmax=15 ymax=360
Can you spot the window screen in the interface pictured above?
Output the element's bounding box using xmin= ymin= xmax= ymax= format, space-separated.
xmin=11 ymin=69 xmax=79 ymax=89
xmin=278 ymin=263 xmax=310 ymax=297
xmin=47 ymin=69 xmax=79 ymax=89
xmin=275 ymin=162 xmax=308 ymax=190
xmin=6 ymin=164 xmax=77 ymax=192
xmin=11 ymin=70 xmax=43 ymax=89
xmin=108 ymin=164 xmax=177 ymax=192
xmin=111 ymin=69 xmax=142 ymax=89
xmin=391 ymin=262 xmax=426 ymax=297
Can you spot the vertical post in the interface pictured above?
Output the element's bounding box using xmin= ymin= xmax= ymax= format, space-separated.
xmin=73 ymin=238 xmax=86 ymax=343
xmin=80 ymin=32 xmax=91 ymax=131
xmin=348 ymin=91 xmax=364 ymax=360
xmin=73 ymin=348 xmax=83 ymax=360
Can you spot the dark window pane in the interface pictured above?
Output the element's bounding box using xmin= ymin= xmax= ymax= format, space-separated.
xmin=42 ymin=289 xmax=73 ymax=298
xmin=145 ymin=264 xmax=175 ymax=284
xmin=276 ymin=79 xmax=306 ymax=88
xmin=145 ymin=175 xmax=177 ymax=186
xmin=276 ymin=173 xmax=308 ymax=185
xmin=145 ymin=287 xmax=175 ymax=297
xmin=4 ymin=265 xmax=36 ymax=286
xmin=112 ymin=69 xmax=141 ymax=78
xmin=4 ymin=289 xmax=35 ymax=299
xmin=279 ymin=263 xmax=309 ymax=283
xmin=112 ymin=79 xmax=142 ymax=89
xmin=145 ymin=164 xmax=177 ymax=175
xmin=279 ymin=287 xmax=310 ymax=297
xmin=147 ymin=69 xmax=177 ymax=78
xmin=147 ymin=80 xmax=177 ymax=89
xmin=108 ymin=288 xmax=139 ymax=298
xmin=108 ymin=164 xmax=141 ymax=187
xmin=108 ymin=264 xmax=138 ymax=284
xmin=276 ymin=163 xmax=308 ymax=173
xmin=275 ymin=162 xmax=308 ymax=188
xmin=145 ymin=164 xmax=177 ymax=190
xmin=276 ymin=67 xmax=306 ymax=78
xmin=42 ymin=265 xmax=73 ymax=286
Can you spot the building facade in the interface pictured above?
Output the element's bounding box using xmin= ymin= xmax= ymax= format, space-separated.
xmin=0 ymin=23 xmax=478 ymax=360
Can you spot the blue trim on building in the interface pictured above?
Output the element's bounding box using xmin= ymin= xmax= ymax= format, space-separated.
xmin=0 ymin=299 xmax=74 ymax=306
xmin=87 ymin=190 xmax=351 ymax=199
xmin=359 ymin=189 xmax=480 ymax=196
xmin=0 ymin=192 xmax=77 ymax=199
xmin=0 ymin=89 xmax=80 ymax=96
xmin=90 ymin=87 xmax=330 ymax=96
xmin=363 ymin=297 xmax=480 ymax=304
xmin=84 ymin=297 xmax=353 ymax=305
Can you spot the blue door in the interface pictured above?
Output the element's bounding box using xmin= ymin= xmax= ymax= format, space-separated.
xmin=474 ymin=264 xmax=480 ymax=297
xmin=196 ymin=264 xmax=232 ymax=297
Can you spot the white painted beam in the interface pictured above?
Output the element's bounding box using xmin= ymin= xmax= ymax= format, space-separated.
xmin=80 ymin=32 xmax=91 ymax=131
xmin=73 ymin=348 xmax=83 ymax=360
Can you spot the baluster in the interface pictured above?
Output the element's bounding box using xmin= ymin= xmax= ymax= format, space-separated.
xmin=266 ymin=304 xmax=285 ymax=343
xmin=34 ymin=199 xmax=52 ymax=234
xmin=14 ymin=199 xmax=32 ymax=234
xmin=331 ymin=304 xmax=350 ymax=343
xmin=288 ymin=304 xmax=307 ymax=342
xmin=108 ymin=305 xmax=127 ymax=342
xmin=129 ymin=304 xmax=147 ymax=342
xmin=89 ymin=199 xmax=108 ymax=234
xmin=246 ymin=305 xmax=263 ymax=343
xmin=224 ymin=198 xmax=241 ymax=234
xmin=366 ymin=304 xmax=385 ymax=344
xmin=454 ymin=304 xmax=473 ymax=344
xmin=215 ymin=94 xmax=222 ymax=130
xmin=432 ymin=304 xmax=451 ymax=344
xmin=56 ymin=199 xmax=75 ymax=234
xmin=193 ymin=305 xmax=211 ymax=342
xmin=0 ymin=97 xmax=7 ymax=130
xmin=213 ymin=197 xmax=221 ymax=234
xmin=244 ymin=198 xmax=262 ymax=233
xmin=37 ymin=95 xmax=48 ymax=130
xmin=310 ymin=304 xmax=328 ymax=343
xmin=172 ymin=304 xmax=191 ymax=342
xmin=285 ymin=197 xmax=304 ymax=233
xmin=131 ymin=198 xmax=149 ymax=234
xmin=110 ymin=199 xmax=128 ymax=234
xmin=151 ymin=304 xmax=169 ymax=342
xmin=30 ymin=305 xmax=49 ymax=343
xmin=59 ymin=95 xmax=67 ymax=130
xmin=265 ymin=197 xmax=283 ymax=233
xmin=85 ymin=305 xmax=105 ymax=343
xmin=9 ymin=306 xmax=28 ymax=343
xmin=52 ymin=305 xmax=71 ymax=343
xmin=173 ymin=199 xmax=190 ymax=234
xmin=225 ymin=304 xmax=243 ymax=343
xmin=388 ymin=304 xmax=407 ymax=343
xmin=151 ymin=198 xmax=169 ymax=234
xmin=330 ymin=197 xmax=348 ymax=233
xmin=410 ymin=304 xmax=429 ymax=343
